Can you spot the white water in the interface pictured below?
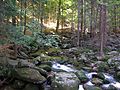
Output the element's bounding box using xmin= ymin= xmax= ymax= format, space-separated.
xmin=52 ymin=63 xmax=120 ymax=90
xmin=78 ymin=85 xmax=84 ymax=90
xmin=52 ymin=63 xmax=76 ymax=72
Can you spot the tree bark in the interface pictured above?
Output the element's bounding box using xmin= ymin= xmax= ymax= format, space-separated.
xmin=77 ymin=0 xmax=81 ymax=47
xmin=56 ymin=0 xmax=61 ymax=33
xmin=99 ymin=4 xmax=107 ymax=59
xmin=24 ymin=0 xmax=27 ymax=35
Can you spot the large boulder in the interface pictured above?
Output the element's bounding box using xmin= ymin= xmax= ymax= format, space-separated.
xmin=15 ymin=67 xmax=46 ymax=83
xmin=52 ymin=72 xmax=79 ymax=90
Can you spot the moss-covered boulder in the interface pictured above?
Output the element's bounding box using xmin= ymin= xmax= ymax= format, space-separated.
xmin=15 ymin=68 xmax=46 ymax=83
xmin=75 ymin=70 xmax=89 ymax=83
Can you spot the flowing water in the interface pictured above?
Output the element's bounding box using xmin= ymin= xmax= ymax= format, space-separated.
xmin=52 ymin=62 xmax=120 ymax=90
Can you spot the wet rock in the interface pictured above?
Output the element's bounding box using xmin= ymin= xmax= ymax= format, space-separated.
xmin=116 ymin=71 xmax=120 ymax=79
xmin=15 ymin=67 xmax=46 ymax=83
xmin=91 ymin=78 xmax=103 ymax=86
xmin=23 ymin=84 xmax=39 ymax=90
xmin=116 ymin=66 xmax=120 ymax=71
xmin=102 ymin=84 xmax=117 ymax=90
xmin=84 ymin=84 xmax=102 ymax=90
xmin=108 ymin=51 xmax=119 ymax=56
xmin=75 ymin=70 xmax=89 ymax=83
xmin=52 ymin=72 xmax=79 ymax=90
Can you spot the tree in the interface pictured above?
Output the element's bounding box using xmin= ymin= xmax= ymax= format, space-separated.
xmin=99 ymin=4 xmax=107 ymax=59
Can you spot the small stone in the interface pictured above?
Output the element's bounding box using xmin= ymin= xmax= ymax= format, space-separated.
xmin=91 ymin=78 xmax=103 ymax=86
xmin=75 ymin=70 xmax=89 ymax=83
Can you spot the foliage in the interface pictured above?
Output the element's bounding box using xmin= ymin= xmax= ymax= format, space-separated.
xmin=36 ymin=33 xmax=61 ymax=48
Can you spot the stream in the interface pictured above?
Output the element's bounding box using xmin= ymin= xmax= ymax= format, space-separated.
xmin=52 ymin=62 xmax=120 ymax=90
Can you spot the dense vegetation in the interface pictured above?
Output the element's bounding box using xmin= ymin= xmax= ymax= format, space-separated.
xmin=0 ymin=0 xmax=120 ymax=90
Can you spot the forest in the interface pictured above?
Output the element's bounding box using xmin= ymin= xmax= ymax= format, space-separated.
xmin=0 ymin=0 xmax=120 ymax=90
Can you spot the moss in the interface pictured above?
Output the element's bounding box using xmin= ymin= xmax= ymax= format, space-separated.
xmin=46 ymin=48 xmax=62 ymax=53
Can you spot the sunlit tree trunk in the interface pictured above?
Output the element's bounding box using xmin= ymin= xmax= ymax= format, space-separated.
xmin=71 ymin=2 xmax=75 ymax=33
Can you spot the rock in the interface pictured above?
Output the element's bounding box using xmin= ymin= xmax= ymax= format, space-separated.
xmin=18 ymin=59 xmax=35 ymax=67
xmin=1 ymin=86 xmax=16 ymax=90
xmin=102 ymin=84 xmax=117 ymax=90
xmin=15 ymin=67 xmax=46 ymax=83
xmin=84 ymin=84 xmax=102 ymax=90
xmin=39 ymin=64 xmax=51 ymax=72
xmin=116 ymin=71 xmax=120 ymax=79
xmin=91 ymin=78 xmax=103 ymax=86
xmin=0 ymin=56 xmax=18 ymax=66
xmin=108 ymin=51 xmax=119 ymax=56
xmin=11 ymin=80 xmax=25 ymax=89
xmin=97 ymin=62 xmax=109 ymax=72
xmin=23 ymin=84 xmax=39 ymax=90
xmin=116 ymin=66 xmax=120 ymax=71
xmin=82 ymin=67 xmax=92 ymax=72
xmin=52 ymin=72 xmax=79 ymax=90
xmin=75 ymin=70 xmax=89 ymax=83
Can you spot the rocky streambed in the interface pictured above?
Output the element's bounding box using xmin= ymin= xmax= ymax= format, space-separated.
xmin=52 ymin=62 xmax=120 ymax=90
xmin=0 ymin=46 xmax=120 ymax=90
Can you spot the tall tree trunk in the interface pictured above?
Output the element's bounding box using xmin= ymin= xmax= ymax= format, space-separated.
xmin=40 ymin=3 xmax=44 ymax=32
xmin=81 ymin=0 xmax=84 ymax=37
xmin=99 ymin=4 xmax=107 ymax=59
xmin=77 ymin=0 xmax=81 ymax=47
xmin=114 ymin=5 xmax=117 ymax=32
xmin=71 ymin=9 xmax=74 ymax=33
xmin=12 ymin=0 xmax=16 ymax=26
xmin=56 ymin=0 xmax=61 ymax=33
xmin=83 ymin=1 xmax=86 ymax=37
xmin=24 ymin=0 xmax=27 ymax=35
xmin=90 ymin=0 xmax=94 ymax=37
xmin=20 ymin=0 xmax=23 ymax=27
xmin=32 ymin=0 xmax=35 ymax=20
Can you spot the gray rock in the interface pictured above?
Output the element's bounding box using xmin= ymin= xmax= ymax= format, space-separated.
xmin=102 ymin=84 xmax=117 ymax=90
xmin=52 ymin=72 xmax=79 ymax=90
